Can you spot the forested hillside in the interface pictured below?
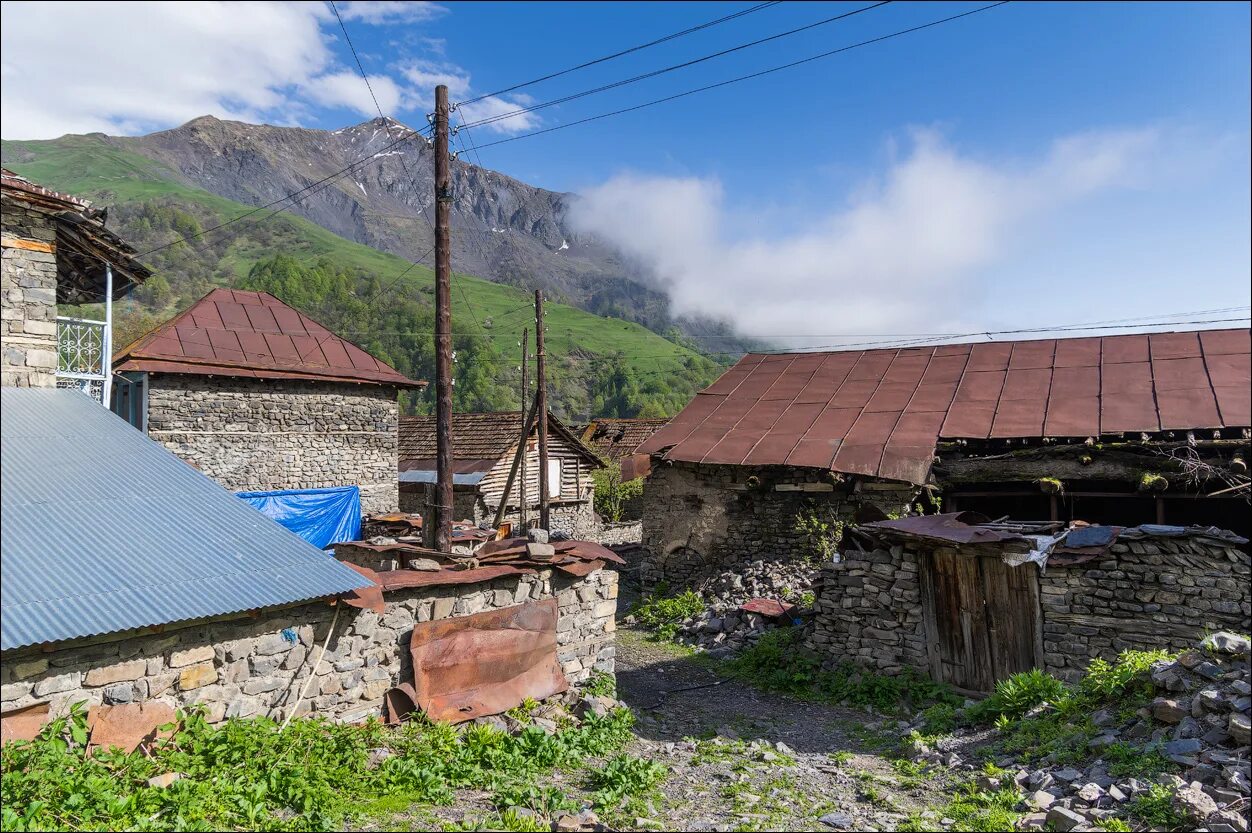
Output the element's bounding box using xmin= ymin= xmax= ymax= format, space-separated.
xmin=3 ymin=136 xmax=725 ymax=419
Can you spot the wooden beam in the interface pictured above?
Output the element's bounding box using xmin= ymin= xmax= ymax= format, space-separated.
xmin=0 ymin=236 xmax=55 ymax=253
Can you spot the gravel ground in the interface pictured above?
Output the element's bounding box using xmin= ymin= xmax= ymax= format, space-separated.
xmin=609 ymin=626 xmax=959 ymax=832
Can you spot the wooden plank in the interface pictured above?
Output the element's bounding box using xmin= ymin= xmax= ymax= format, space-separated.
xmin=981 ymin=558 xmax=1038 ymax=682
xmin=918 ymin=552 xmax=945 ymax=684
xmin=956 ymin=553 xmax=995 ymax=692
xmin=0 ymin=236 xmax=55 ymax=253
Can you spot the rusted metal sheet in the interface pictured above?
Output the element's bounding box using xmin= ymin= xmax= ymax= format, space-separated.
xmin=632 ymin=330 xmax=1250 ymax=486
xmin=113 ymin=289 xmax=423 ymax=388
xmin=407 ymin=598 xmax=568 ymax=723
xmin=378 ymin=565 xmax=535 ymax=591
xmin=740 ymin=598 xmax=795 ymax=619
xmin=87 ymin=702 xmax=176 ymax=753
xmin=1 ymin=702 xmax=50 ymax=744
xmin=555 ymin=559 xmax=606 ymax=577
xmin=865 ymin=512 xmax=1028 ymax=546
xmin=340 ymin=563 xmax=385 ymax=613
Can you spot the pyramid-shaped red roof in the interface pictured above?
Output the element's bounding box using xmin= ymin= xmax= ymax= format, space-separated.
xmin=114 ymin=288 xmax=424 ymax=388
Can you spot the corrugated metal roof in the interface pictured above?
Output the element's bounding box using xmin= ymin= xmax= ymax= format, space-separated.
xmin=112 ymin=288 xmax=424 ymax=388
xmin=398 ymin=470 xmax=488 ymax=486
xmin=637 ymin=328 xmax=1252 ymax=486
xmin=0 ymin=388 xmax=371 ymax=650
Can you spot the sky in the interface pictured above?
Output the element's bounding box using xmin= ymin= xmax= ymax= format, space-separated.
xmin=2 ymin=1 xmax=1248 ymax=344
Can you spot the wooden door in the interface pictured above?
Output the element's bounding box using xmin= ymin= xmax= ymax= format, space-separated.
xmin=919 ymin=549 xmax=1041 ymax=693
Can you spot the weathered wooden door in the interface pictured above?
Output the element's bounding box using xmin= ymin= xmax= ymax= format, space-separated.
xmin=919 ymin=549 xmax=1041 ymax=693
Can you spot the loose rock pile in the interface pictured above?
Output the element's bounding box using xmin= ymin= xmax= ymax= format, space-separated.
xmin=691 ymin=561 xmax=817 ymax=607
xmin=672 ymin=606 xmax=787 ymax=658
xmin=912 ymin=632 xmax=1251 ymax=832
xmin=468 ymin=686 xmax=627 ymax=736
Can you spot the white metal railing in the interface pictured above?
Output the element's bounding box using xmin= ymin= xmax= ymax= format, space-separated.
xmin=56 ymin=316 xmax=109 ymax=404
xmin=55 ymin=263 xmax=114 ymax=406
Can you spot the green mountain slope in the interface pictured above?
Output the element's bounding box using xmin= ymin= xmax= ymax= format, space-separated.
xmin=2 ymin=136 xmax=724 ymax=418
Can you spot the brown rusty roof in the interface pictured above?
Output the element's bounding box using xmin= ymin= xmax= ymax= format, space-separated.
xmin=636 ymin=329 xmax=1252 ymax=486
xmin=113 ymin=288 xmax=423 ymax=387
xmin=576 ymin=417 xmax=671 ymax=462
xmin=398 ymin=411 xmax=602 ymax=472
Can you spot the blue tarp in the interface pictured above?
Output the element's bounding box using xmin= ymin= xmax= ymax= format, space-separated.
xmin=235 ymin=486 xmax=362 ymax=550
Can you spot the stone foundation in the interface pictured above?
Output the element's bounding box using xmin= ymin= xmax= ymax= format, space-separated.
xmin=1 ymin=199 xmax=59 ymax=388
xmin=639 ymin=461 xmax=916 ymax=591
xmin=145 ymin=374 xmax=400 ymax=515
xmin=806 ymin=545 xmax=930 ymax=676
xmin=1040 ymin=536 xmax=1251 ymax=682
xmin=1 ymin=568 xmax=617 ymax=724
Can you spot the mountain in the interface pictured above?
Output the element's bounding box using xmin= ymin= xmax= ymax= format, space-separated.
xmin=89 ymin=115 xmax=727 ymax=337
xmin=1 ymin=125 xmax=727 ymax=420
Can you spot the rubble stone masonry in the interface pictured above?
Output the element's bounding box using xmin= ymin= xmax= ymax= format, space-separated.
xmin=639 ymin=461 xmax=916 ymax=590
xmin=145 ymin=374 xmax=400 ymax=514
xmin=1 ymin=201 xmax=59 ymax=388
xmin=1039 ymin=537 xmax=1251 ymax=682
xmin=0 ymin=568 xmax=617 ymax=724
xmin=805 ymin=545 xmax=930 ymax=677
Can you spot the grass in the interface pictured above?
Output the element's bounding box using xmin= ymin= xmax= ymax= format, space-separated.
xmin=0 ymin=701 xmax=637 ymax=832
xmin=721 ymin=629 xmax=962 ymax=715
xmin=1125 ymin=783 xmax=1189 ymax=829
xmin=630 ymin=589 xmax=705 ymax=642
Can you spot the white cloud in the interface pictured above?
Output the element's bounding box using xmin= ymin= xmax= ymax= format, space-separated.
xmin=569 ymin=129 xmax=1165 ymax=342
xmin=0 ymin=1 xmax=335 ymax=138
xmin=302 ymin=70 xmax=407 ymax=118
xmin=399 ymin=62 xmax=540 ymax=135
xmin=337 ymin=1 xmax=446 ymax=24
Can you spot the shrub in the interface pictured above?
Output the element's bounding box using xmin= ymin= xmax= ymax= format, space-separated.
xmin=592 ymin=463 xmax=644 ymax=522
xmin=966 ymin=669 xmax=1065 ymax=723
xmin=632 ymin=589 xmax=704 ymax=642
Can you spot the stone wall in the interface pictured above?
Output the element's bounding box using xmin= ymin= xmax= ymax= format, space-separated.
xmin=1040 ymin=536 xmax=1251 ymax=682
xmin=807 ymin=531 xmax=1252 ymax=686
xmin=1 ymin=199 xmax=58 ymax=388
xmin=0 ymin=568 xmax=618 ymax=724
xmin=639 ymin=461 xmax=916 ymax=590
xmin=805 ymin=544 xmax=930 ymax=676
xmin=145 ymin=374 xmax=400 ymax=515
xmin=401 ymin=484 xmax=599 ymax=540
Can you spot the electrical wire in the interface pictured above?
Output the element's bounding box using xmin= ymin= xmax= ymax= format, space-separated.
xmin=457 ymin=1 xmax=783 ymax=107
xmin=458 ymin=1 xmax=891 ymax=131
xmin=470 ymin=2 xmax=1010 ymax=151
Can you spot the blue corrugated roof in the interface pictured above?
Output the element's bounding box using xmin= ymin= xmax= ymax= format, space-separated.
xmin=0 ymin=388 xmax=371 ymax=650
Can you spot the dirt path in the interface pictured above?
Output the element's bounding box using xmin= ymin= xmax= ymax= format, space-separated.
xmin=611 ymin=625 xmax=957 ymax=832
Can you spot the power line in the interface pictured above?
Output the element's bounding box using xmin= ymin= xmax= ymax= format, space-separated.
xmin=471 ymin=2 xmax=1010 ymax=151
xmin=458 ymin=1 xmax=891 ymax=131
xmin=458 ymin=1 xmax=783 ymax=107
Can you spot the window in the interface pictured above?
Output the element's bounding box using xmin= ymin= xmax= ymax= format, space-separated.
xmin=547 ymin=459 xmax=561 ymax=498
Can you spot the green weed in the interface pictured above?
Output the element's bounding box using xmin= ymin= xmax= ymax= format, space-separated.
xmin=631 ymin=590 xmax=705 ymax=642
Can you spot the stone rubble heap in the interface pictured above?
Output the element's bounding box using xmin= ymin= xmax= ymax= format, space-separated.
xmin=692 ymin=561 xmax=817 ymax=608
xmin=915 ymin=632 xmax=1251 ymax=832
xmin=672 ymin=606 xmax=786 ymax=658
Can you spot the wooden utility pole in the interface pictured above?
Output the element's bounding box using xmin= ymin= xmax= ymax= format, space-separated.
xmin=535 ymin=289 xmax=551 ymax=530
xmin=519 ymin=328 xmax=529 ymax=530
xmin=432 ymin=84 xmax=453 ymax=552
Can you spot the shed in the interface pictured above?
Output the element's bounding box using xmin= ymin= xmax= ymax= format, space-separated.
xmin=398 ymin=411 xmax=604 ymax=538
xmin=111 ymin=288 xmax=425 ymax=515
xmin=635 ymin=329 xmax=1251 ymax=591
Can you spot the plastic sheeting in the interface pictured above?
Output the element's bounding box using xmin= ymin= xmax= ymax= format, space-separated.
xmin=236 ymin=486 xmax=362 ymax=550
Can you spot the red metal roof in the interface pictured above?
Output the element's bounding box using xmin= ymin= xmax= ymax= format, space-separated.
xmin=113 ymin=288 xmax=424 ymax=387
xmin=636 ymin=328 xmax=1251 ymax=485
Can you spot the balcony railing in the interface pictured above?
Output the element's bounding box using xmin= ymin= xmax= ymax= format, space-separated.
xmin=56 ymin=316 xmax=109 ymax=404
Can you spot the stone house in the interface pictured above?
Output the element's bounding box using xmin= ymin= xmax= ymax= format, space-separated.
xmin=806 ymin=512 xmax=1250 ymax=691
xmin=399 ymin=411 xmax=604 ymax=538
xmin=1 ymin=168 xmax=150 ymax=395
xmin=576 ymin=417 xmax=670 ymax=468
xmin=635 ymin=330 xmax=1251 ymax=590
xmin=111 ymin=288 xmax=425 ymax=515
xmin=0 ymin=388 xmax=616 ymax=735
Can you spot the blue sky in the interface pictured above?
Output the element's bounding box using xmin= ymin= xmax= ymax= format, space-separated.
xmin=2 ymin=1 xmax=1248 ymax=340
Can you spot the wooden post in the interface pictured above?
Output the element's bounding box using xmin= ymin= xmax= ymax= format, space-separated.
xmin=519 ymin=328 xmax=529 ymax=529
xmin=535 ymin=289 xmax=550 ymax=530
xmin=432 ymin=84 xmax=453 ymax=552
xmin=492 ymin=397 xmax=540 ymax=530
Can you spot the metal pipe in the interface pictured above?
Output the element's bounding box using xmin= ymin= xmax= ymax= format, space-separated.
xmin=102 ymin=263 xmax=113 ymax=405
